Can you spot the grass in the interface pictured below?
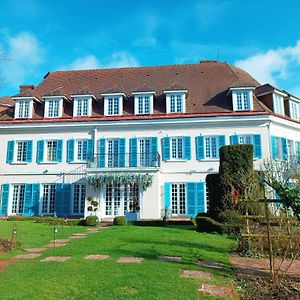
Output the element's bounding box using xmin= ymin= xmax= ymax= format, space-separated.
xmin=0 ymin=221 xmax=237 ymax=299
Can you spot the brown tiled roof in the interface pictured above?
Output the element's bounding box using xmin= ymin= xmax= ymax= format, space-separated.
xmin=3 ymin=61 xmax=295 ymax=123
xmin=132 ymin=84 xmax=155 ymax=93
xmin=0 ymin=96 xmax=15 ymax=106
xmin=164 ymin=82 xmax=186 ymax=91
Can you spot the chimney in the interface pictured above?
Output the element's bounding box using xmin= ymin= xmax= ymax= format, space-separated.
xmin=19 ymin=85 xmax=34 ymax=93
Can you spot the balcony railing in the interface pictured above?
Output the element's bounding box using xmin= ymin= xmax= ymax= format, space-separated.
xmin=87 ymin=152 xmax=160 ymax=169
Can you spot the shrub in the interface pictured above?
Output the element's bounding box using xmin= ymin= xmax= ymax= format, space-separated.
xmin=0 ymin=239 xmax=17 ymax=252
xmin=195 ymin=216 xmax=224 ymax=234
xmin=218 ymin=209 xmax=242 ymax=235
xmin=206 ymin=173 xmax=222 ymax=219
xmin=113 ymin=216 xmax=128 ymax=226
xmin=85 ymin=215 xmax=99 ymax=227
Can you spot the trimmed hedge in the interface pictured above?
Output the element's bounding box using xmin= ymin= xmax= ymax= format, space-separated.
xmin=113 ymin=216 xmax=128 ymax=226
xmin=7 ymin=216 xmax=83 ymax=226
xmin=206 ymin=173 xmax=222 ymax=218
xmin=84 ymin=215 xmax=99 ymax=227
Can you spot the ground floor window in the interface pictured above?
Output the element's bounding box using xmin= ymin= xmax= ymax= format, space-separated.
xmin=73 ymin=184 xmax=86 ymax=214
xmin=12 ymin=184 xmax=25 ymax=214
xmin=105 ymin=183 xmax=140 ymax=216
xmin=171 ymin=183 xmax=186 ymax=215
xmin=42 ymin=184 xmax=56 ymax=214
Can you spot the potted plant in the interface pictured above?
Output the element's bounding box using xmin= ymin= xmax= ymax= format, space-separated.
xmin=86 ymin=196 xmax=99 ymax=216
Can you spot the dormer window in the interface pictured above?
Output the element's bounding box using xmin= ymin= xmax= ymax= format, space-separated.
xmin=14 ymin=98 xmax=34 ymax=119
xmin=72 ymin=95 xmax=93 ymax=117
xmin=44 ymin=97 xmax=63 ymax=118
xmin=230 ymin=88 xmax=254 ymax=111
xmin=289 ymin=98 xmax=299 ymax=120
xmin=273 ymin=92 xmax=285 ymax=115
xmin=163 ymin=90 xmax=187 ymax=114
xmin=102 ymin=93 xmax=125 ymax=116
xmin=132 ymin=91 xmax=155 ymax=115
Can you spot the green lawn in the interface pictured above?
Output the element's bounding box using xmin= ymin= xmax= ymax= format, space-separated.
xmin=0 ymin=221 xmax=237 ymax=300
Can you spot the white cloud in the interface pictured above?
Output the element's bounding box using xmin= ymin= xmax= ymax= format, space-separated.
xmin=235 ymin=40 xmax=300 ymax=86
xmin=62 ymin=51 xmax=140 ymax=70
xmin=0 ymin=31 xmax=44 ymax=91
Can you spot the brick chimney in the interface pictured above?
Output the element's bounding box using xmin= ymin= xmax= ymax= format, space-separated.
xmin=19 ymin=85 xmax=34 ymax=93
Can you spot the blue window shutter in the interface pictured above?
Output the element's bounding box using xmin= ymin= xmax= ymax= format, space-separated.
xmin=196 ymin=136 xmax=204 ymax=160
xmin=87 ymin=139 xmax=94 ymax=161
xmin=63 ymin=183 xmax=72 ymax=216
xmin=184 ymin=136 xmax=191 ymax=160
xmin=281 ymin=137 xmax=288 ymax=160
xmin=67 ymin=139 xmax=75 ymax=163
xmin=23 ymin=184 xmax=33 ymax=216
xmin=296 ymin=142 xmax=300 ymax=162
xmin=26 ymin=140 xmax=33 ymax=162
xmin=196 ymin=182 xmax=205 ymax=214
xmin=55 ymin=183 xmax=71 ymax=217
xmin=31 ymin=184 xmax=40 ymax=216
xmin=6 ymin=141 xmax=14 ymax=163
xmin=164 ymin=182 xmax=171 ymax=209
xmin=271 ymin=136 xmax=277 ymax=159
xmin=0 ymin=184 xmax=9 ymax=216
xmin=150 ymin=137 xmax=158 ymax=165
xmin=98 ymin=138 xmax=106 ymax=167
xmin=118 ymin=138 xmax=126 ymax=167
xmin=253 ymin=134 xmax=262 ymax=159
xmin=218 ymin=135 xmax=226 ymax=148
xmin=187 ymin=182 xmax=196 ymax=217
xmin=55 ymin=183 xmax=63 ymax=216
xmin=129 ymin=138 xmax=138 ymax=167
xmin=230 ymin=135 xmax=239 ymax=145
xmin=162 ymin=137 xmax=170 ymax=161
xmin=37 ymin=140 xmax=44 ymax=163
xmin=56 ymin=140 xmax=63 ymax=162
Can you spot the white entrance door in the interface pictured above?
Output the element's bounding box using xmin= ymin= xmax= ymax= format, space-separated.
xmin=171 ymin=183 xmax=187 ymax=215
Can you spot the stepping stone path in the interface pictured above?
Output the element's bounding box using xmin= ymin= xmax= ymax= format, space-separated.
xmin=117 ymin=257 xmax=144 ymax=263
xmin=85 ymin=254 xmax=109 ymax=260
xmin=158 ymin=256 xmax=182 ymax=263
xmin=41 ymin=256 xmax=71 ymax=262
xmin=86 ymin=229 xmax=99 ymax=233
xmin=25 ymin=247 xmax=47 ymax=253
xmin=180 ymin=270 xmax=211 ymax=280
xmin=198 ymin=284 xmax=237 ymax=298
xmin=196 ymin=260 xmax=224 ymax=269
xmin=72 ymin=233 xmax=88 ymax=236
xmin=69 ymin=235 xmax=87 ymax=239
xmin=47 ymin=243 xmax=68 ymax=247
xmin=15 ymin=253 xmax=42 ymax=259
xmin=51 ymin=239 xmax=70 ymax=243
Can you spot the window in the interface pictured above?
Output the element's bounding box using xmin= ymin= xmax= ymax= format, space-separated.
xmin=164 ymin=91 xmax=187 ymax=114
xmin=107 ymin=139 xmax=119 ymax=167
xmin=171 ymin=183 xmax=186 ymax=215
xmin=42 ymin=184 xmax=56 ymax=214
xmin=12 ymin=184 xmax=25 ymax=214
xmin=46 ymin=140 xmax=58 ymax=162
xmin=74 ymin=97 xmax=91 ymax=117
xmin=273 ymin=94 xmax=284 ymax=115
xmin=105 ymin=97 xmax=120 ymax=115
xmin=138 ymin=96 xmax=150 ymax=114
xmin=290 ymin=101 xmax=299 ymax=120
xmin=236 ymin=91 xmax=250 ymax=110
xmin=204 ymin=137 xmax=218 ymax=159
xmin=124 ymin=183 xmax=139 ymax=213
xmin=170 ymin=94 xmax=183 ymax=113
xmin=73 ymin=184 xmax=86 ymax=214
xmin=238 ymin=135 xmax=252 ymax=144
xmin=287 ymin=139 xmax=295 ymax=160
xmin=77 ymin=140 xmax=88 ymax=161
xmin=171 ymin=137 xmax=184 ymax=159
xmin=15 ymin=100 xmax=33 ymax=118
xmin=139 ymin=138 xmax=151 ymax=167
xmin=16 ymin=141 xmax=28 ymax=162
xmin=105 ymin=183 xmax=121 ymax=216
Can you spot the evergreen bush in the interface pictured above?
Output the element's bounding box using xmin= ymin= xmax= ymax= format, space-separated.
xmin=85 ymin=215 xmax=99 ymax=226
xmin=113 ymin=216 xmax=128 ymax=226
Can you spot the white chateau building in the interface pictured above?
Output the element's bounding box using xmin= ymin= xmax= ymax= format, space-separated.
xmin=0 ymin=60 xmax=299 ymax=220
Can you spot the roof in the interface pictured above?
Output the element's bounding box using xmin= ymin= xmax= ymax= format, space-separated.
xmin=0 ymin=96 xmax=15 ymax=106
xmin=2 ymin=61 xmax=297 ymax=124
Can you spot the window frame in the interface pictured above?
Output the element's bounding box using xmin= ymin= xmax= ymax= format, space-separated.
xmin=102 ymin=93 xmax=124 ymax=116
xmin=164 ymin=91 xmax=186 ymax=114
xmin=231 ymin=88 xmax=254 ymax=111
xmin=73 ymin=184 xmax=86 ymax=215
xmin=14 ymin=99 xmax=33 ymax=119
xmin=44 ymin=97 xmax=63 ymax=118
xmin=132 ymin=92 xmax=154 ymax=115
xmin=204 ymin=136 xmax=219 ymax=159
xmin=72 ymin=96 xmax=93 ymax=117
xmin=170 ymin=137 xmax=184 ymax=160
xmin=75 ymin=139 xmax=89 ymax=162
xmin=273 ymin=92 xmax=285 ymax=115
xmin=45 ymin=140 xmax=58 ymax=162
xmin=289 ymin=100 xmax=299 ymax=120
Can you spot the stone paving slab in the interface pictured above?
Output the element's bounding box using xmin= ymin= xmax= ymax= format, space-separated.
xmin=50 ymin=239 xmax=70 ymax=243
xmin=41 ymin=256 xmax=71 ymax=262
xmin=86 ymin=228 xmax=99 ymax=232
xmin=180 ymin=269 xmax=211 ymax=280
xmin=15 ymin=253 xmax=42 ymax=259
xmin=72 ymin=233 xmax=88 ymax=236
xmin=85 ymin=254 xmax=109 ymax=260
xmin=25 ymin=247 xmax=48 ymax=253
xmin=69 ymin=235 xmax=87 ymax=239
xmin=47 ymin=243 xmax=68 ymax=247
xmin=196 ymin=261 xmax=224 ymax=269
xmin=117 ymin=257 xmax=144 ymax=263
xmin=158 ymin=256 xmax=182 ymax=263
xmin=198 ymin=284 xmax=237 ymax=298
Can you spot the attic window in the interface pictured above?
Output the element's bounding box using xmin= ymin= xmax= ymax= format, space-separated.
xmin=230 ymin=88 xmax=254 ymax=111
xmin=14 ymin=99 xmax=33 ymax=119
xmin=273 ymin=93 xmax=285 ymax=115
xmin=132 ymin=91 xmax=155 ymax=115
xmin=72 ymin=96 xmax=93 ymax=117
xmin=289 ymin=100 xmax=299 ymax=120
xmin=163 ymin=90 xmax=187 ymax=114
xmin=44 ymin=97 xmax=63 ymax=118
xmin=102 ymin=93 xmax=125 ymax=116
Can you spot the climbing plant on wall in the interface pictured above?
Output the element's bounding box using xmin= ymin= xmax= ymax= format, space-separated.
xmin=87 ymin=173 xmax=153 ymax=191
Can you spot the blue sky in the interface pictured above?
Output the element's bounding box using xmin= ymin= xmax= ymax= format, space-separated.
xmin=1 ymin=0 xmax=300 ymax=96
